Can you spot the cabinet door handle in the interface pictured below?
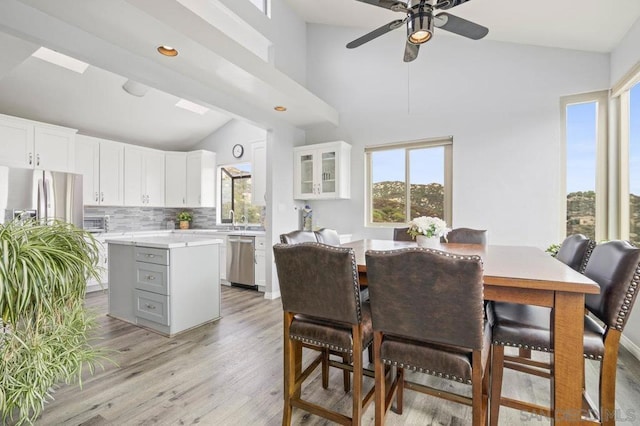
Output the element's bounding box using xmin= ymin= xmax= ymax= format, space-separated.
xmin=29 ymin=152 xmax=33 ymax=165
xmin=146 ymin=254 xmax=155 ymax=258
xmin=146 ymin=275 xmax=156 ymax=281
xmin=95 ymin=192 xmax=99 ymax=202
xmin=145 ymin=304 xmax=156 ymax=310
xmin=183 ymin=197 xmax=185 ymax=205
xmin=101 ymin=192 xmax=104 ymax=202
xmin=36 ymin=153 xmax=40 ymax=166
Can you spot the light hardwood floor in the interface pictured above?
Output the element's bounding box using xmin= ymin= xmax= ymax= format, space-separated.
xmin=19 ymin=286 xmax=640 ymax=425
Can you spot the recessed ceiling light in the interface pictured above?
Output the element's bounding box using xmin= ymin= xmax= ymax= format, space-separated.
xmin=274 ymin=106 xmax=287 ymax=112
xmin=157 ymin=45 xmax=178 ymax=57
xmin=175 ymin=99 xmax=209 ymax=115
xmin=31 ymin=47 xmax=89 ymax=74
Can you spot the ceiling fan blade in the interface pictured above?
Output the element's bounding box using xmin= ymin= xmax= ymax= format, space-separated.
xmin=355 ymin=0 xmax=409 ymax=12
xmin=434 ymin=0 xmax=472 ymax=10
xmin=346 ymin=19 xmax=405 ymax=49
xmin=403 ymin=41 xmax=420 ymax=62
xmin=435 ymin=12 xmax=488 ymax=40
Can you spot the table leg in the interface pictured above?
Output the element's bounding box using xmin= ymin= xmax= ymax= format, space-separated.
xmin=551 ymin=291 xmax=585 ymax=425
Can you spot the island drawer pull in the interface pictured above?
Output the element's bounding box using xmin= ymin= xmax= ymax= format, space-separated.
xmin=146 ymin=275 xmax=156 ymax=281
xmin=145 ymin=304 xmax=156 ymax=310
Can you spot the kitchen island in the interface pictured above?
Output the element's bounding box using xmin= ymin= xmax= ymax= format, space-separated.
xmin=106 ymin=234 xmax=223 ymax=336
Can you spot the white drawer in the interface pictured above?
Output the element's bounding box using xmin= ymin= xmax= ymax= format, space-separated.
xmin=134 ymin=290 xmax=169 ymax=325
xmin=135 ymin=262 xmax=169 ymax=295
xmin=135 ymin=247 xmax=169 ymax=265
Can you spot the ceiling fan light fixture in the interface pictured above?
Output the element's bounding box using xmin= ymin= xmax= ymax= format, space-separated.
xmin=407 ymin=11 xmax=434 ymax=45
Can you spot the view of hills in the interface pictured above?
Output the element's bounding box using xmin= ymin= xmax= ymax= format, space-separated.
xmin=372 ymin=184 xmax=639 ymax=247
xmin=372 ymin=181 xmax=444 ymax=223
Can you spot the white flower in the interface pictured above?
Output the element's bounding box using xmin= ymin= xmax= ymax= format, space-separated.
xmin=407 ymin=216 xmax=448 ymax=238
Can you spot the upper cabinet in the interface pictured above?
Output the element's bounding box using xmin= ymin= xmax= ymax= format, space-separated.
xmin=124 ymin=146 xmax=165 ymax=207
xmin=294 ymin=141 xmax=351 ymax=200
xmin=0 ymin=113 xmax=76 ymax=172
xmin=251 ymin=141 xmax=267 ymax=206
xmin=75 ymin=135 xmax=124 ymax=206
xmin=186 ymin=150 xmax=216 ymax=208
xmin=165 ymin=152 xmax=188 ymax=208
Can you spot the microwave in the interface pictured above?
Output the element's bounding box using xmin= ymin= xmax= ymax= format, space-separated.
xmin=83 ymin=216 xmax=109 ymax=233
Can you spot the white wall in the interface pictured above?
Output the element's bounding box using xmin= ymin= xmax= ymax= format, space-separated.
xmin=303 ymin=24 xmax=610 ymax=248
xmin=193 ymin=119 xmax=267 ymax=165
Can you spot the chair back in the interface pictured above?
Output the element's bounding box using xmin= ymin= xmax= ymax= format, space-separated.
xmin=314 ymin=228 xmax=340 ymax=246
xmin=273 ymin=243 xmax=362 ymax=325
xmin=445 ymin=228 xmax=488 ymax=245
xmin=393 ymin=227 xmax=414 ymax=242
xmin=583 ymin=240 xmax=640 ymax=331
xmin=280 ymin=230 xmax=318 ymax=244
xmin=366 ymin=248 xmax=485 ymax=349
xmin=556 ymin=234 xmax=595 ymax=272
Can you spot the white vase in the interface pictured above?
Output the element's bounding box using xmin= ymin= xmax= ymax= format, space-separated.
xmin=416 ymin=235 xmax=440 ymax=248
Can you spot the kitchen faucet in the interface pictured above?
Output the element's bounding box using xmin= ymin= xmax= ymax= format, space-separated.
xmin=241 ymin=214 xmax=248 ymax=232
xmin=229 ymin=209 xmax=236 ymax=230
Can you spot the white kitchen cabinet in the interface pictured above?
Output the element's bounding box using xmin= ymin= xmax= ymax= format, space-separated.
xmin=124 ymin=145 xmax=165 ymax=207
xmin=75 ymin=135 xmax=124 ymax=205
xmin=86 ymin=236 xmax=109 ymax=292
xmin=251 ymin=141 xmax=266 ymax=206
xmin=0 ymin=113 xmax=76 ymax=172
xmin=186 ymin=150 xmax=216 ymax=207
xmin=255 ymin=236 xmax=265 ymax=289
xmin=293 ymin=141 xmax=351 ymax=200
xmin=218 ymin=234 xmax=228 ymax=284
xmin=165 ymin=152 xmax=187 ymax=207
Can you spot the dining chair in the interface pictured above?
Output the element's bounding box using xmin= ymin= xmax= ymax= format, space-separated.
xmin=444 ymin=227 xmax=488 ymax=244
xmin=315 ymin=228 xmax=341 ymax=246
xmin=556 ymin=233 xmax=596 ymax=273
xmin=273 ymin=242 xmax=375 ymax=425
xmin=279 ymin=230 xmax=318 ymax=244
xmin=365 ymin=247 xmax=490 ymax=425
xmin=488 ymin=240 xmax=640 ymax=426
xmin=392 ymin=227 xmax=413 ymax=241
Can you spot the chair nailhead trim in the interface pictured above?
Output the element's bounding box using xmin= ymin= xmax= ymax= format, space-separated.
xmin=579 ymin=240 xmax=596 ymax=274
xmin=615 ymin=262 xmax=640 ymax=331
xmin=492 ymin=340 xmax=603 ymax=360
xmin=290 ymin=335 xmax=351 ymax=354
xmin=382 ymin=358 xmax=472 ymax=385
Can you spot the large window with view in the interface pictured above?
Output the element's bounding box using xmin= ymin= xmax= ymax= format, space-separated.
xmin=219 ymin=164 xmax=261 ymax=225
xmin=561 ymin=91 xmax=607 ymax=241
xmin=365 ymin=138 xmax=452 ymax=227
xmin=627 ymin=82 xmax=640 ymax=246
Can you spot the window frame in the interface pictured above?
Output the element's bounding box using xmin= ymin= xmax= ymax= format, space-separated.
xmin=560 ymin=90 xmax=608 ymax=241
xmin=219 ymin=165 xmax=252 ymax=224
xmin=364 ymin=136 xmax=453 ymax=228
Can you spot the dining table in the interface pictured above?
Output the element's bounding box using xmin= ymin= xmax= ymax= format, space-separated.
xmin=341 ymin=239 xmax=601 ymax=426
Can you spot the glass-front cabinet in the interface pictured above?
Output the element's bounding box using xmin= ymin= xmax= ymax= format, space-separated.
xmin=294 ymin=141 xmax=351 ymax=200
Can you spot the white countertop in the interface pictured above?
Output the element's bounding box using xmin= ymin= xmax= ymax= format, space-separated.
xmin=105 ymin=233 xmax=224 ymax=249
xmin=95 ymin=229 xmax=265 ymax=241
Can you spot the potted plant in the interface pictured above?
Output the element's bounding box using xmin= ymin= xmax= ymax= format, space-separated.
xmin=0 ymin=219 xmax=106 ymax=425
xmin=407 ymin=216 xmax=448 ymax=247
xmin=177 ymin=211 xmax=193 ymax=229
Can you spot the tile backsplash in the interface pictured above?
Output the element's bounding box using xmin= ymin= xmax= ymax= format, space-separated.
xmin=84 ymin=206 xmax=217 ymax=232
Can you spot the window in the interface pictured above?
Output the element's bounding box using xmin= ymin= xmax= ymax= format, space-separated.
xmin=219 ymin=163 xmax=261 ymax=225
xmin=561 ymin=91 xmax=607 ymax=241
xmin=249 ymin=0 xmax=269 ymax=16
xmin=365 ymin=137 xmax=452 ymax=227
xmin=629 ymin=83 xmax=640 ymax=246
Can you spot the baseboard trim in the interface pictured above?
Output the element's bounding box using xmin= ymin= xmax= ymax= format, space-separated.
xmin=620 ymin=334 xmax=640 ymax=361
xmin=264 ymin=290 xmax=281 ymax=300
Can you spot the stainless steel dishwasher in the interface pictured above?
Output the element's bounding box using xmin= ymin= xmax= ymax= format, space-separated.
xmin=227 ymin=235 xmax=256 ymax=288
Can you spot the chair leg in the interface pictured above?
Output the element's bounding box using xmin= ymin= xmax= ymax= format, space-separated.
xmin=490 ymin=345 xmax=505 ymax=426
xmin=322 ymin=348 xmax=329 ymax=389
xmin=482 ymin=348 xmax=491 ymax=426
xmin=374 ymin=331 xmax=386 ymax=426
xmin=472 ymin=349 xmax=484 ymax=426
xmin=343 ymin=354 xmax=351 ymax=392
xmin=352 ymin=324 xmax=363 ymax=426
xmin=282 ymin=312 xmax=296 ymax=426
xmin=395 ymin=368 xmax=405 ymax=415
xmin=599 ymin=330 xmax=621 ymax=426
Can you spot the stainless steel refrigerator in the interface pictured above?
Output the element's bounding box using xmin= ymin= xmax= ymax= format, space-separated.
xmin=0 ymin=166 xmax=83 ymax=227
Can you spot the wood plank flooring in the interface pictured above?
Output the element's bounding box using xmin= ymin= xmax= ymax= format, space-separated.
xmin=14 ymin=286 xmax=640 ymax=425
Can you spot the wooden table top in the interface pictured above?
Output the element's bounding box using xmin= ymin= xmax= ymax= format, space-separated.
xmin=342 ymin=239 xmax=600 ymax=295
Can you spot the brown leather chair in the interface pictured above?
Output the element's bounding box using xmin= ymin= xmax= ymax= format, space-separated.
xmin=279 ymin=230 xmax=317 ymax=244
xmin=444 ymin=227 xmax=488 ymax=244
xmin=365 ymin=248 xmax=490 ymax=425
xmin=392 ymin=227 xmax=413 ymax=241
xmin=488 ymin=240 xmax=640 ymax=425
xmin=273 ymin=242 xmax=375 ymax=425
xmin=556 ymin=233 xmax=596 ymax=272
xmin=315 ymin=228 xmax=341 ymax=246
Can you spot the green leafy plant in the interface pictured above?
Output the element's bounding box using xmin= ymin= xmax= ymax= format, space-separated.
xmin=0 ymin=220 xmax=108 ymax=425
xmin=545 ymin=243 xmax=561 ymax=257
xmin=177 ymin=211 xmax=193 ymax=222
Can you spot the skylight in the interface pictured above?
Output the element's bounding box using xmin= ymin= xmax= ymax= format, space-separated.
xmin=175 ymin=99 xmax=209 ymax=115
xmin=31 ymin=47 xmax=89 ymax=74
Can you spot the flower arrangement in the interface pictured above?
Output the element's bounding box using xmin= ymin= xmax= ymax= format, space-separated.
xmin=407 ymin=216 xmax=448 ymax=239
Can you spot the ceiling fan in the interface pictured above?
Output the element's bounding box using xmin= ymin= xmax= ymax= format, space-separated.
xmin=346 ymin=0 xmax=488 ymax=62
